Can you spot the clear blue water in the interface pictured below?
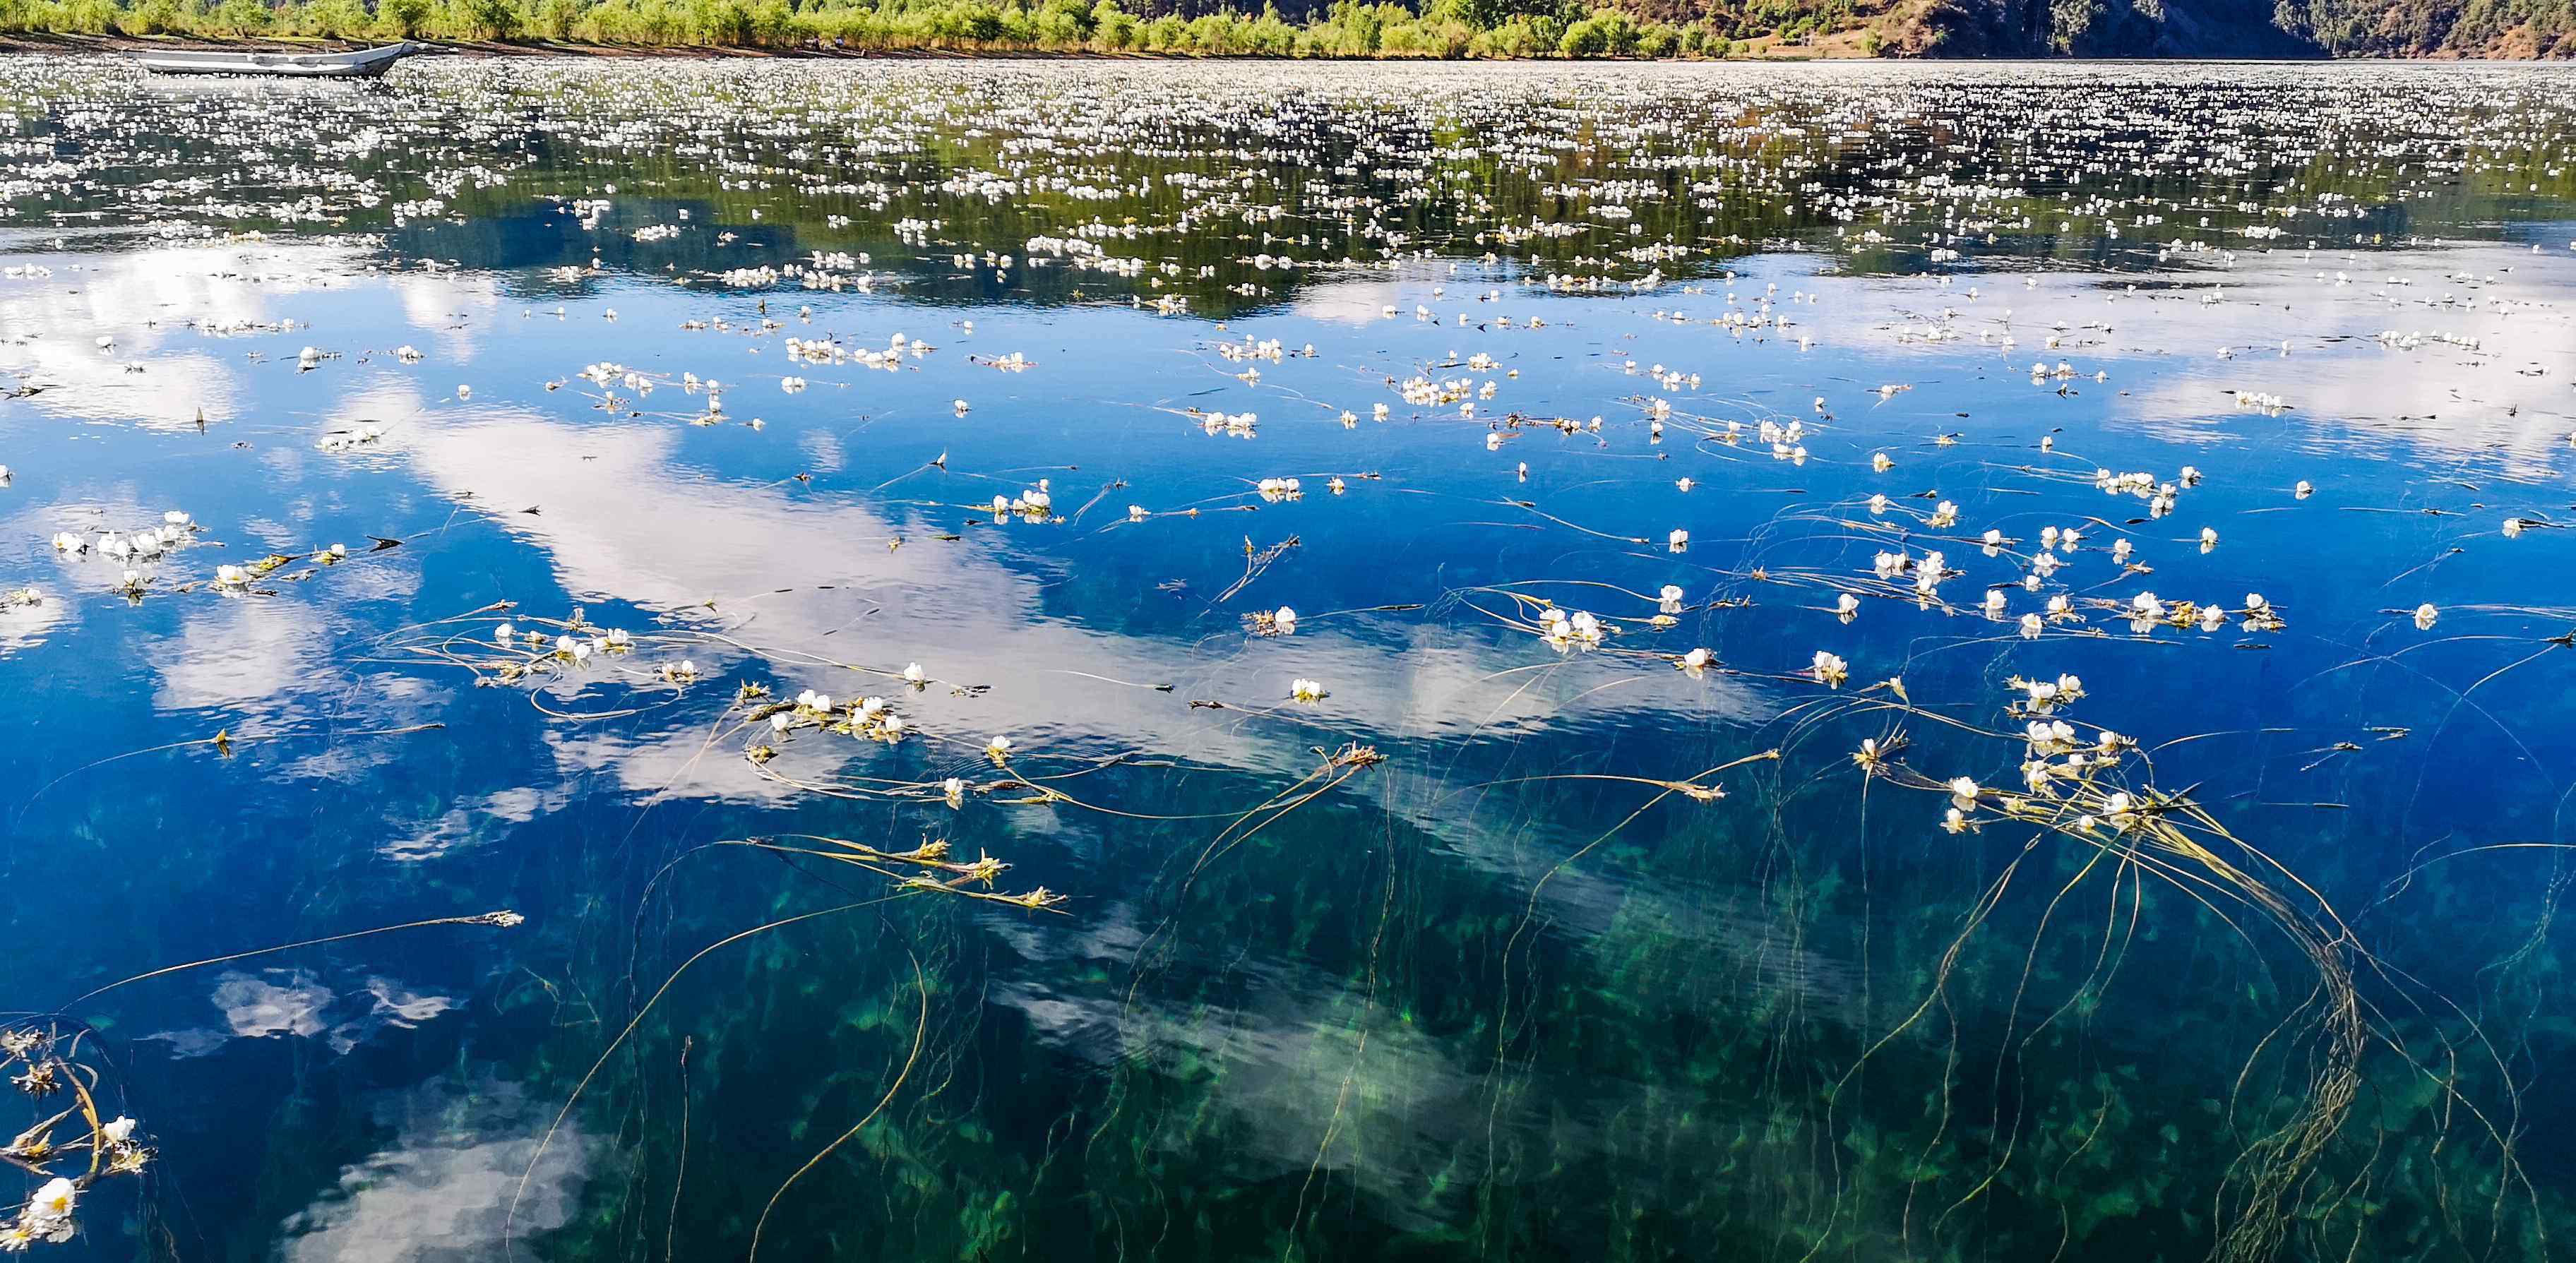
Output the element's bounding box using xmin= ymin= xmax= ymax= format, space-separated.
xmin=1 ymin=54 xmax=2575 ymax=1262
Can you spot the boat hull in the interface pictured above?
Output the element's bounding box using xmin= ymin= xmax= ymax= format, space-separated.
xmin=126 ymin=42 xmax=417 ymax=78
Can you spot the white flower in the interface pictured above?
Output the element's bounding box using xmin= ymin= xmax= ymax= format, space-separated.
xmin=902 ymin=662 xmax=926 ymax=683
xmin=100 ymin=1117 xmax=136 ymax=1144
xmin=1667 ymin=528 xmax=1688 ymax=551
xmin=768 ymin=713 xmax=792 ymax=734
xmin=1811 ymin=650 xmax=1849 ymax=688
xmin=1836 ymin=593 xmax=1860 ymax=616
xmin=1683 ymin=647 xmax=1711 ymax=670
xmin=986 ymin=734 xmax=1013 ymax=758
xmin=942 ymin=777 xmax=965 ymax=806
xmin=1290 ymin=678 xmax=1325 ymax=702
xmin=2294 ymin=479 xmax=2314 ymax=498
xmin=2019 ymin=613 xmax=2043 ymax=638
xmin=2200 ymin=526 xmax=2219 ymax=548
xmin=214 ymin=564 xmax=248 ymax=587
xmin=1983 ymin=589 xmax=2006 ymax=614
xmin=2503 ymin=517 xmax=2524 ymax=539
xmin=1272 ymin=606 xmax=1298 ymax=632
xmin=1658 ymin=584 xmax=1685 ymax=605
xmin=455 ymin=384 xmax=472 ymax=400
xmin=494 ymin=623 xmax=515 ymax=645
xmin=2244 ymin=593 xmax=2267 ymax=611
xmin=50 ymin=532 xmax=81 ymax=553
xmin=2414 ymin=603 xmax=2438 ymax=630
xmin=1948 ymin=776 xmax=1979 ymax=801
xmin=25 ymin=1177 xmax=74 ymax=1226
xmin=1871 ymin=452 xmax=1892 ymax=472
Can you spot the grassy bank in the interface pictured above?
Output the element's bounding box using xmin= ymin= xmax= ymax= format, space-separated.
xmin=0 ymin=0 xmax=1875 ymax=60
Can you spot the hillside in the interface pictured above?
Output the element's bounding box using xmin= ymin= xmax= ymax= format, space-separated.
xmin=1873 ymin=0 xmax=2572 ymax=55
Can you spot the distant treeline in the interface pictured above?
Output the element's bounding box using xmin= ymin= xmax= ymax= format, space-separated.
xmin=0 ymin=0 xmax=2562 ymax=59
xmin=0 ymin=0 xmax=1866 ymax=56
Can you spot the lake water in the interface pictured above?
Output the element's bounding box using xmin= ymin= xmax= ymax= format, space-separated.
xmin=2 ymin=54 xmax=2575 ymax=1262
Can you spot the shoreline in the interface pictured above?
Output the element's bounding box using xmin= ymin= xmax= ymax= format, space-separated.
xmin=0 ymin=30 xmax=2559 ymax=60
xmin=2 ymin=32 xmax=1868 ymax=59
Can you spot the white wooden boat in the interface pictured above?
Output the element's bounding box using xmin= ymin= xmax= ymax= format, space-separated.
xmin=126 ymin=42 xmax=419 ymax=78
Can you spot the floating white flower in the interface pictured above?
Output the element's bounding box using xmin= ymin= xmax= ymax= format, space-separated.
xmin=986 ymin=734 xmax=1013 ymax=759
xmin=25 ymin=1175 xmax=74 ymax=1232
xmin=1682 ymin=647 xmax=1712 ymax=670
xmin=902 ymin=662 xmax=926 ymax=684
xmin=2414 ymin=603 xmax=2438 ymax=630
xmin=1811 ymin=650 xmax=1849 ymax=688
xmin=1667 ymin=529 xmax=1688 ymax=551
xmin=1290 ymin=678 xmax=1325 ymax=702
xmin=1272 ymin=606 xmax=1298 ymax=633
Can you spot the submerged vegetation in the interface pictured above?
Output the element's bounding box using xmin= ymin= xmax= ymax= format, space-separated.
xmin=3 ymin=54 xmax=2576 ymax=1263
